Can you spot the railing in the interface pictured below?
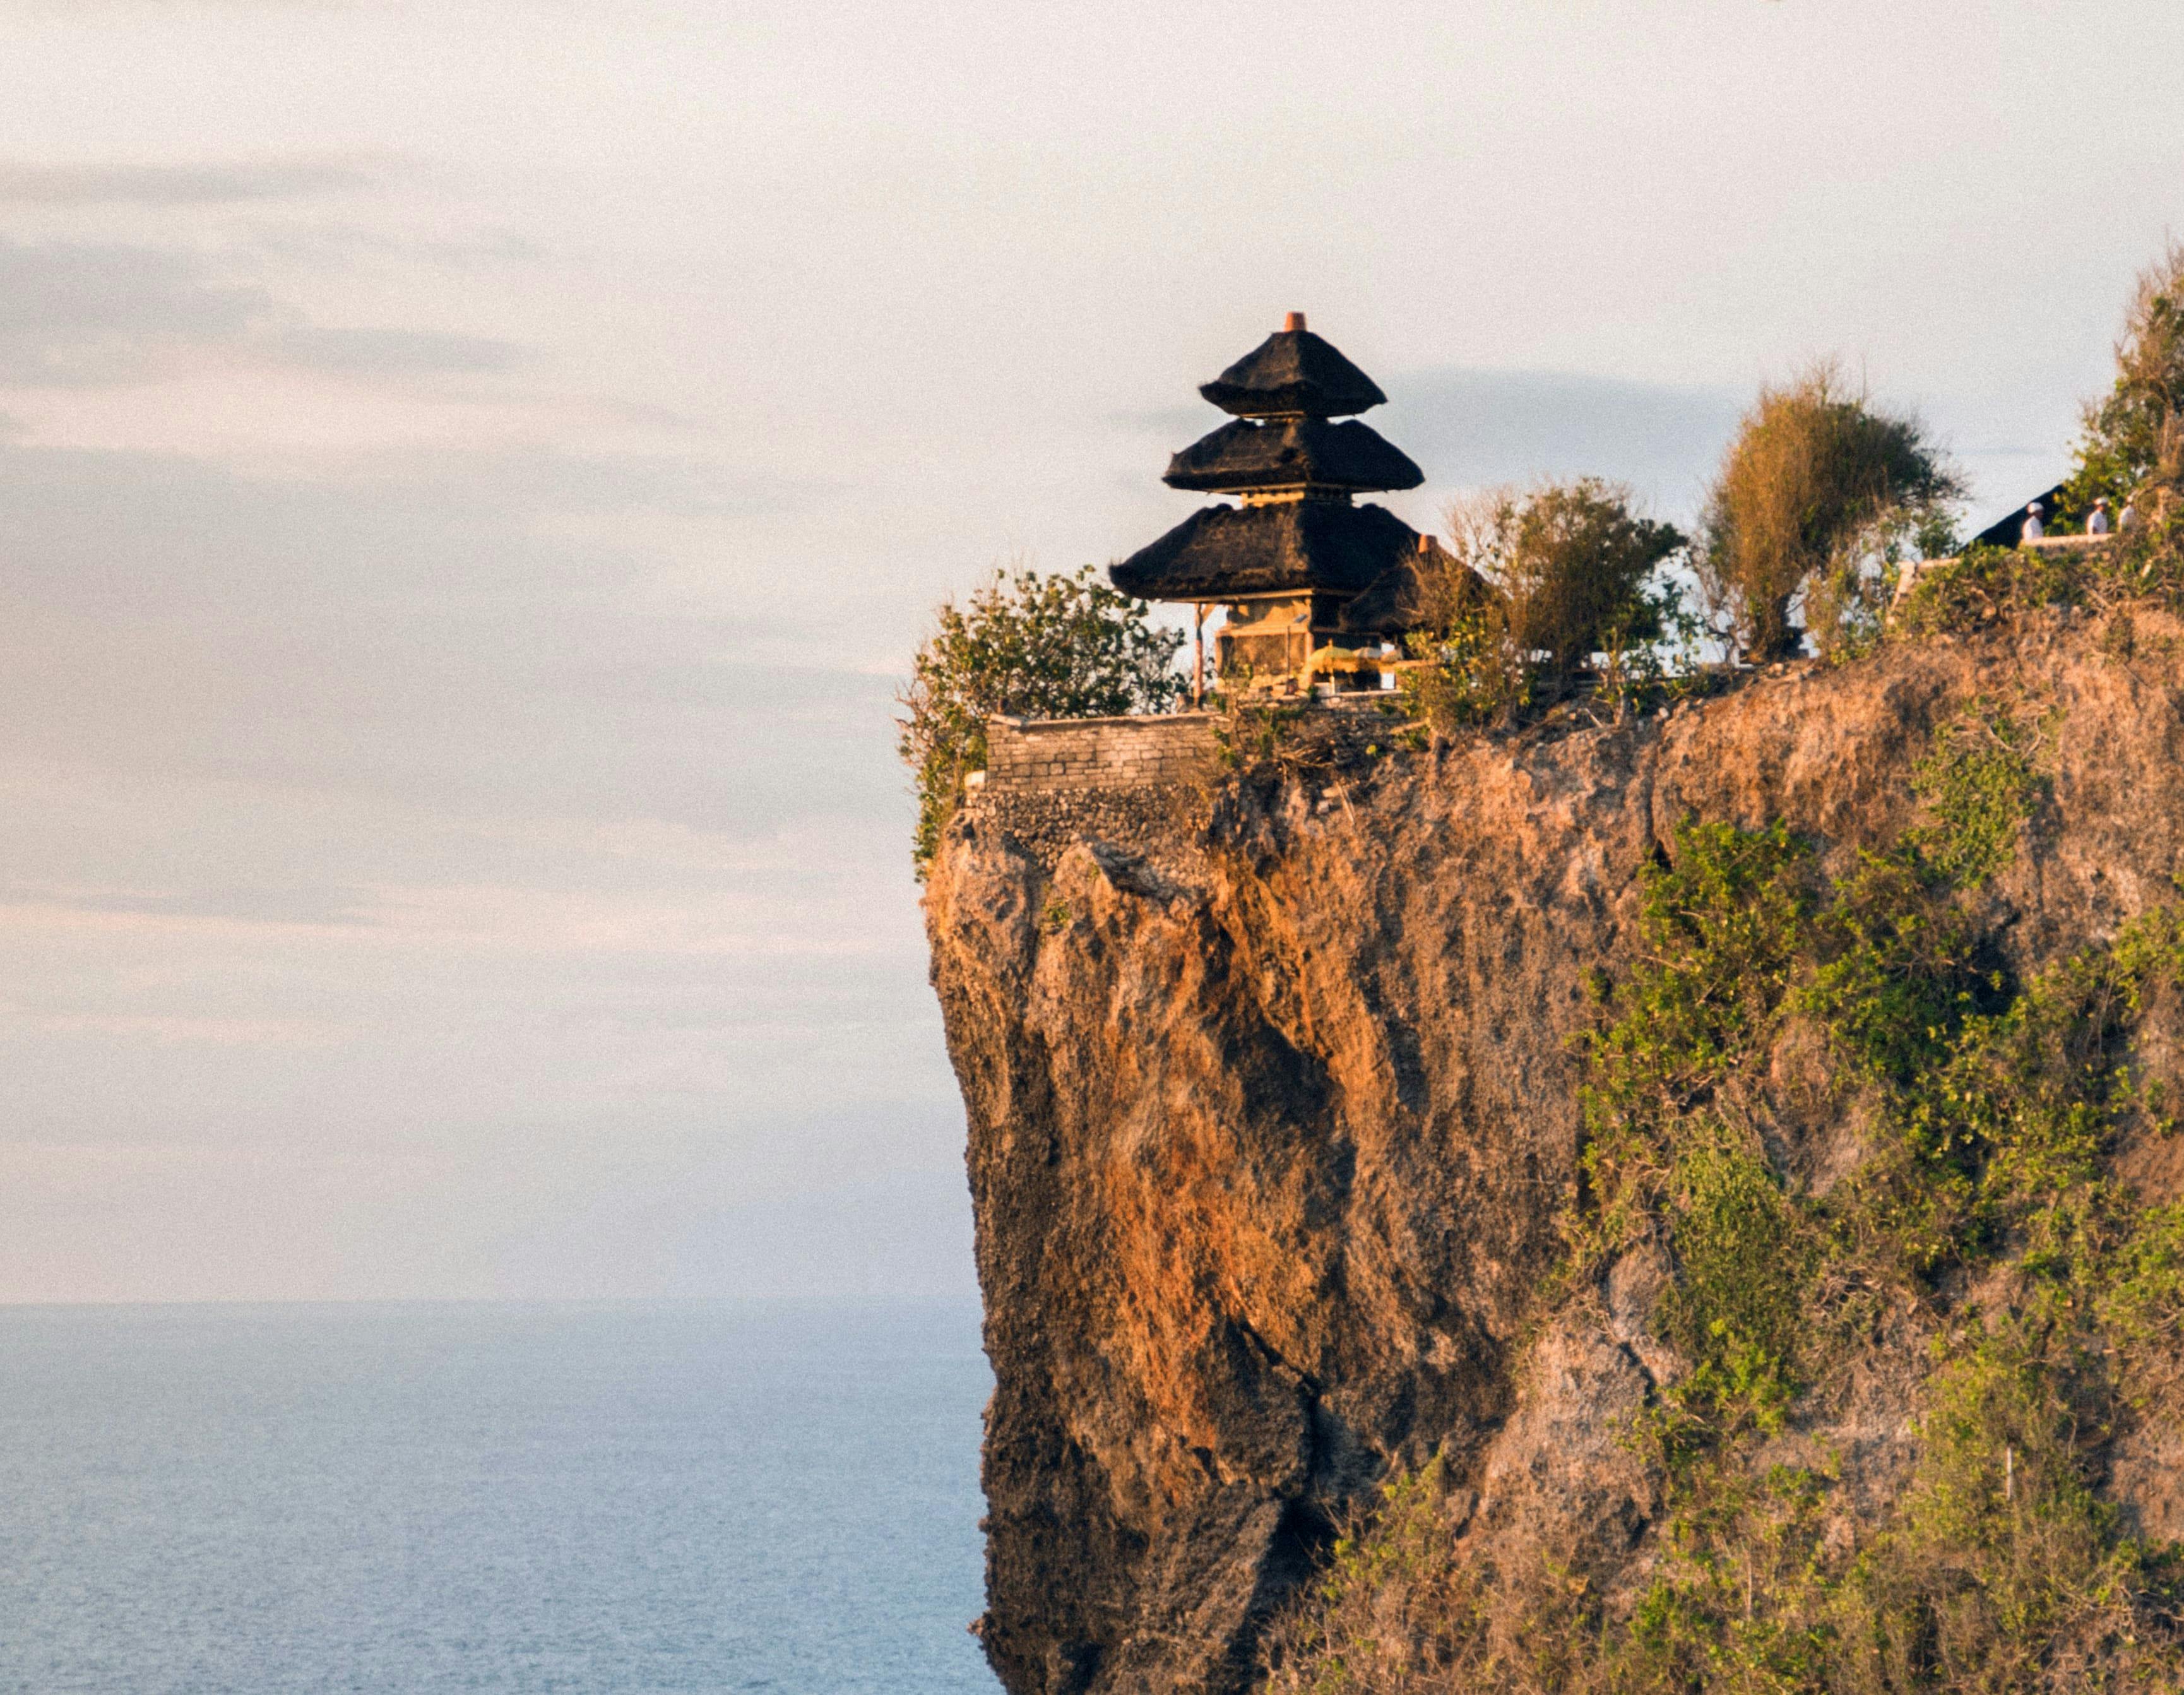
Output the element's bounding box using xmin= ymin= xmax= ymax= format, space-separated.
xmin=1894 ymin=533 xmax=2118 ymax=604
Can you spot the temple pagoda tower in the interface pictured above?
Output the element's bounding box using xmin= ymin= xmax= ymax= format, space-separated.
xmin=1110 ymin=312 xmax=1428 ymax=691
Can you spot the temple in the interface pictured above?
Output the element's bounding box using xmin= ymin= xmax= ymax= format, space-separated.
xmin=1110 ymin=312 xmax=1435 ymax=693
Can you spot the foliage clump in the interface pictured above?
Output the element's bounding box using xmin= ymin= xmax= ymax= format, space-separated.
xmin=1264 ymin=699 xmax=2184 ymax=1692
xmin=896 ymin=565 xmax=1182 ymax=869
xmin=1892 ymin=530 xmax=2184 ymax=642
xmin=1697 ymin=362 xmax=1962 ymax=663
xmin=1398 ymin=479 xmax=1689 ymax=737
xmin=2063 ymin=237 xmax=2184 ymax=543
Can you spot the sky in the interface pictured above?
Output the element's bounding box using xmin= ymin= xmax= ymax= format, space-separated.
xmin=1 ymin=0 xmax=2178 ymax=1303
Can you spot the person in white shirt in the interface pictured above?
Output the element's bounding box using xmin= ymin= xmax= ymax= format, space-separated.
xmin=2120 ymin=499 xmax=2139 ymax=531
xmin=2087 ymin=497 xmax=2113 ymax=535
xmin=2022 ymin=502 xmax=2045 ymax=542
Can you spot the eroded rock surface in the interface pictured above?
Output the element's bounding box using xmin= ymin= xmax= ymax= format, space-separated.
xmin=923 ymin=615 xmax=2184 ymax=1695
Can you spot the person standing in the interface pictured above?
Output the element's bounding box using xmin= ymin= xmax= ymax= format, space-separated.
xmin=2022 ymin=501 xmax=2046 ymax=542
xmin=2087 ymin=496 xmax=2114 ymax=535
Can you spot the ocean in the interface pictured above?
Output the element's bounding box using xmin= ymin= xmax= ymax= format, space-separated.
xmin=0 ymin=1300 xmax=1000 ymax=1694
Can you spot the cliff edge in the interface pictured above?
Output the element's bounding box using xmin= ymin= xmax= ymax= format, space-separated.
xmin=924 ymin=612 xmax=2184 ymax=1694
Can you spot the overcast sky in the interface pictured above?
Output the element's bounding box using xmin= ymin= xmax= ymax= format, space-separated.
xmin=1 ymin=0 xmax=2177 ymax=1303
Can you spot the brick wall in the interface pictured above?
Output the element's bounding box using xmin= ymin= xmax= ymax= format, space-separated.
xmin=981 ymin=713 xmax=1218 ymax=792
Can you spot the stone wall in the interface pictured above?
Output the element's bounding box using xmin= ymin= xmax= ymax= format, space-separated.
xmin=981 ymin=713 xmax=1219 ymax=792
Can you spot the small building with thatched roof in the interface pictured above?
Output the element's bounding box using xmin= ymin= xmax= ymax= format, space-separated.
xmin=1110 ymin=314 xmax=1433 ymax=693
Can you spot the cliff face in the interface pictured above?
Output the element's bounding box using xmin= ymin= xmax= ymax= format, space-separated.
xmin=922 ymin=615 xmax=2184 ymax=1695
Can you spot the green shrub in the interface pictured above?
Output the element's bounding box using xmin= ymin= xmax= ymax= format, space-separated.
xmin=1268 ymin=696 xmax=2184 ymax=1692
xmin=896 ymin=566 xmax=1182 ymax=870
xmin=1904 ymin=703 xmax=2046 ymax=891
xmin=1211 ymin=688 xmax=1314 ymax=773
xmin=1837 ymin=1312 xmax=2184 ymax=1691
xmin=1493 ymin=479 xmax=1688 ymax=686
xmin=2062 ymin=238 xmax=2184 ymax=541
xmin=1396 ymin=595 xmax=1528 ymax=737
xmin=1892 ymin=537 xmax=2184 ymax=642
xmin=1699 ymin=362 xmax=1962 ymax=662
xmin=1397 ymin=480 xmax=1688 ymax=738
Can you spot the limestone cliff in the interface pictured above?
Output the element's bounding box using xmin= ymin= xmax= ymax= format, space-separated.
xmin=923 ymin=612 xmax=2184 ymax=1695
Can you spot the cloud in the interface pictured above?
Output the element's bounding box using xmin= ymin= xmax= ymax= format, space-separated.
xmin=1378 ymin=367 xmax=1748 ymax=519
xmin=0 ymin=236 xmax=270 ymax=382
xmin=272 ymin=324 xmax=523 ymax=375
xmin=0 ymin=435 xmax=912 ymax=876
xmin=8 ymin=1011 xmax=352 ymax=1047
xmin=0 ymin=234 xmax=533 ymax=388
xmin=2 ymin=881 xmax=376 ymax=928
xmin=0 ymin=158 xmax=376 ymax=207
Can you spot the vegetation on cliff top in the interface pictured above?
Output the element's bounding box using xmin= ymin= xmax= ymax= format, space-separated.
xmin=2062 ymin=237 xmax=2184 ymax=535
xmin=1695 ymin=362 xmax=1962 ymax=665
xmin=1396 ymin=479 xmax=1692 ymax=737
xmin=896 ymin=565 xmax=1182 ymax=871
xmin=1395 ymin=379 xmax=1961 ymax=741
xmin=1262 ymin=640 xmax=2184 ymax=1690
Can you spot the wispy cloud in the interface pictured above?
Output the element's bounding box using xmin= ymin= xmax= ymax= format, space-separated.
xmin=3 ymin=1011 xmax=353 ymax=1047
xmin=0 ymin=234 xmax=530 ymax=390
xmin=272 ymin=324 xmax=523 ymax=376
xmin=0 ymin=235 xmax=269 ymax=383
xmin=0 ymin=157 xmax=377 ymax=207
xmin=1 ymin=881 xmax=376 ymax=927
xmin=1380 ymin=367 xmax=1747 ymax=520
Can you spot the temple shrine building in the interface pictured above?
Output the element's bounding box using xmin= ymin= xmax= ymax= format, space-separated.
xmin=1109 ymin=313 xmax=1439 ymax=693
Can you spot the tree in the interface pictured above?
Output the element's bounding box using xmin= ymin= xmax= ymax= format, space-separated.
xmin=1400 ymin=479 xmax=1685 ymax=735
xmin=898 ymin=565 xmax=1184 ymax=870
xmin=2066 ymin=238 xmax=2184 ymax=536
xmin=1698 ymin=363 xmax=1962 ymax=662
xmin=1489 ymin=478 xmax=1686 ymax=685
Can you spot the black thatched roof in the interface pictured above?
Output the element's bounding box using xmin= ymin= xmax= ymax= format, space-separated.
xmin=1199 ymin=328 xmax=1388 ymax=419
xmin=1338 ymin=541 xmax=1488 ymax=635
xmin=1163 ymin=418 xmax=1423 ymax=495
xmin=1971 ymin=483 xmax=2070 ymax=548
xmin=1110 ymin=500 xmax=1421 ymax=600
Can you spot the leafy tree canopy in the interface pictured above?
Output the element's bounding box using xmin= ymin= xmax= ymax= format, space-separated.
xmin=1483 ymin=477 xmax=1687 ymax=677
xmin=897 ymin=566 xmax=1183 ymax=870
xmin=1398 ymin=479 xmax=1687 ymax=737
xmin=2066 ymin=238 xmax=2184 ymax=534
xmin=1699 ymin=362 xmax=1961 ymax=662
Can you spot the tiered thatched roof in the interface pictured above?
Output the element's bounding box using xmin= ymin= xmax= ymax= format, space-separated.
xmin=1110 ymin=315 xmax=1433 ymax=612
xmin=1198 ymin=325 xmax=1388 ymax=419
xmin=1163 ymin=418 xmax=1423 ymax=495
xmin=1338 ymin=539 xmax=1487 ymax=636
xmin=1110 ymin=501 xmax=1420 ymax=600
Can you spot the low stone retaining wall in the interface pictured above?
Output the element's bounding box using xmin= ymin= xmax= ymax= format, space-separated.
xmin=981 ymin=713 xmax=1219 ymax=792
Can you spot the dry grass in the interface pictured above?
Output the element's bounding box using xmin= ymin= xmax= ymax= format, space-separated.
xmin=1699 ymin=361 xmax=1960 ymax=663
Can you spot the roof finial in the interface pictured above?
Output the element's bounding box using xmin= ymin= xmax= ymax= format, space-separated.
xmin=1283 ymin=311 xmax=1306 ymax=333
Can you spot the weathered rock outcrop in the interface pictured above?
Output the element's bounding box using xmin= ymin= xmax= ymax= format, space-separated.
xmin=923 ymin=614 xmax=2184 ymax=1695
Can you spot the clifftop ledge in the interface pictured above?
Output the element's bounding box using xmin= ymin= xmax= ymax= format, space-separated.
xmin=925 ymin=613 xmax=2184 ymax=1694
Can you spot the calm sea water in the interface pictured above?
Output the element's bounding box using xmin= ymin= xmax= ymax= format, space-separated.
xmin=0 ymin=1300 xmax=999 ymax=1694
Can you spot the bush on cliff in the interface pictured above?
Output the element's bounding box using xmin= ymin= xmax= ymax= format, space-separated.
xmin=898 ymin=565 xmax=1184 ymax=870
xmin=1698 ymin=362 xmax=1961 ymax=663
xmin=1399 ymin=480 xmax=1689 ymax=735
xmin=1892 ymin=532 xmax=2184 ymax=642
xmin=1262 ymin=699 xmax=2184 ymax=1693
xmin=2064 ymin=237 xmax=2184 ymax=540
